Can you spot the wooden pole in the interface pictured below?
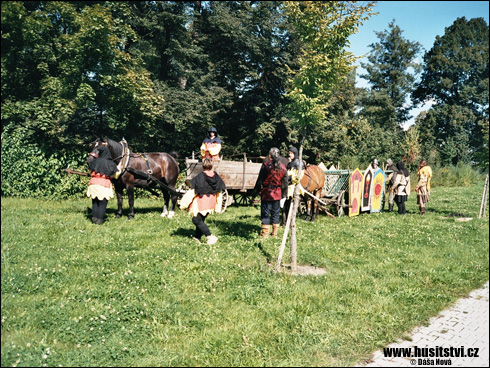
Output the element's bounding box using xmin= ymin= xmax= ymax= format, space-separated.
xmin=289 ymin=143 xmax=305 ymax=273
xmin=479 ymin=174 xmax=489 ymax=219
xmin=276 ymin=199 xmax=295 ymax=272
xmin=276 ymin=138 xmax=304 ymax=274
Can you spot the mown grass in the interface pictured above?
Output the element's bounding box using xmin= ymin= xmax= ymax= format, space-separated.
xmin=1 ymin=182 xmax=489 ymax=367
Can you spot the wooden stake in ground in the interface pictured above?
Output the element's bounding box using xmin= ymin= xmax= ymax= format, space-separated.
xmin=479 ymin=174 xmax=489 ymax=219
xmin=276 ymin=144 xmax=305 ymax=273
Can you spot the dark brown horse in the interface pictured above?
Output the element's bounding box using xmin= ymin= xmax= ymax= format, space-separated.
xmin=300 ymin=164 xmax=325 ymax=222
xmin=87 ymin=137 xmax=180 ymax=220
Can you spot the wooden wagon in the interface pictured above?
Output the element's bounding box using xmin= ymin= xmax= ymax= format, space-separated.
xmin=184 ymin=154 xmax=263 ymax=212
xmin=294 ymin=168 xmax=350 ymax=218
xmin=320 ymin=169 xmax=351 ymax=217
xmin=315 ymin=167 xmax=394 ymax=217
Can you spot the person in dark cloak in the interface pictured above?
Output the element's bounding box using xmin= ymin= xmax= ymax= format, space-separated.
xmin=181 ymin=158 xmax=226 ymax=244
xmin=200 ymin=127 xmax=223 ymax=161
xmin=86 ymin=142 xmax=118 ymax=224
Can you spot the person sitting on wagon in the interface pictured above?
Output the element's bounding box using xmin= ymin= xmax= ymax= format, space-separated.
xmin=200 ymin=127 xmax=222 ymax=161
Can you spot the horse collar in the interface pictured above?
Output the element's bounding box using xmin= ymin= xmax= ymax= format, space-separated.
xmin=116 ymin=139 xmax=131 ymax=176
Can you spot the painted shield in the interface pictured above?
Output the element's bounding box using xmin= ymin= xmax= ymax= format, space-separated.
xmin=370 ymin=168 xmax=386 ymax=213
xmin=361 ymin=167 xmax=374 ymax=212
xmin=349 ymin=168 xmax=363 ymax=217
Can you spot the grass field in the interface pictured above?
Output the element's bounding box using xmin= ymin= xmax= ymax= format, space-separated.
xmin=1 ymin=183 xmax=489 ymax=367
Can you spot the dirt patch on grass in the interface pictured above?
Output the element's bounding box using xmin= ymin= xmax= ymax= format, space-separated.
xmin=279 ymin=263 xmax=327 ymax=276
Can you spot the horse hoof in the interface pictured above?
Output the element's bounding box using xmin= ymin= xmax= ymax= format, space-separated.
xmin=160 ymin=213 xmax=168 ymax=218
xmin=115 ymin=214 xmax=122 ymax=218
xmin=127 ymin=216 xmax=134 ymax=220
xmin=167 ymin=211 xmax=174 ymax=218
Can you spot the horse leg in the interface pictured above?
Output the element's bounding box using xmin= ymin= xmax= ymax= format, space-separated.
xmin=305 ymin=197 xmax=312 ymax=221
xmin=312 ymin=189 xmax=321 ymax=222
xmin=312 ymin=199 xmax=318 ymax=222
xmin=127 ymin=186 xmax=135 ymax=220
xmin=169 ymin=193 xmax=178 ymax=218
xmin=311 ymin=192 xmax=317 ymax=222
xmin=160 ymin=190 xmax=170 ymax=218
xmin=115 ymin=185 xmax=124 ymax=218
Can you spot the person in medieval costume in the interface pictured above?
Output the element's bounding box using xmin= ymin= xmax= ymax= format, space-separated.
xmin=391 ymin=161 xmax=411 ymax=215
xmin=282 ymin=146 xmax=305 ymax=226
xmin=180 ymin=158 xmax=226 ymax=244
xmin=86 ymin=142 xmax=118 ymax=224
xmin=415 ymin=159 xmax=432 ymax=215
xmin=254 ymin=147 xmax=288 ymax=238
xmin=200 ymin=127 xmax=222 ymax=161
xmin=383 ymin=158 xmax=399 ymax=212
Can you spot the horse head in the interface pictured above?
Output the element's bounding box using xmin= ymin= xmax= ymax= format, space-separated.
xmin=87 ymin=137 xmax=122 ymax=165
xmin=87 ymin=137 xmax=104 ymax=165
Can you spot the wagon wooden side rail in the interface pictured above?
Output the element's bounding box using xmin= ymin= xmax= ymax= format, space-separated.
xmin=183 ymin=154 xmax=262 ymax=212
xmin=320 ymin=169 xmax=351 ymax=217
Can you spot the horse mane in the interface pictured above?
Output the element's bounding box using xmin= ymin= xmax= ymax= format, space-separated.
xmin=168 ymin=151 xmax=179 ymax=160
xmin=100 ymin=137 xmax=123 ymax=162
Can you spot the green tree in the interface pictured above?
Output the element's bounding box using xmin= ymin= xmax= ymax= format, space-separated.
xmin=278 ymin=0 xmax=375 ymax=272
xmin=355 ymin=88 xmax=404 ymax=162
xmin=400 ymin=124 xmax=421 ymax=171
xmin=197 ymin=1 xmax=295 ymax=157
xmin=360 ymin=20 xmax=422 ymax=125
xmin=412 ymin=17 xmax=489 ymax=167
xmin=1 ymin=1 xmax=164 ymax=151
xmin=284 ymin=1 xmax=375 ymax=134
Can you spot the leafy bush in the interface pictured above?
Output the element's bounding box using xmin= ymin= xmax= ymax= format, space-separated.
xmin=1 ymin=125 xmax=87 ymax=199
xmin=431 ymin=162 xmax=486 ymax=187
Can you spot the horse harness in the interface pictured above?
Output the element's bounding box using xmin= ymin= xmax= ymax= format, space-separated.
xmin=136 ymin=153 xmax=153 ymax=181
xmin=116 ymin=139 xmax=153 ymax=182
xmin=303 ymin=164 xmax=321 ymax=193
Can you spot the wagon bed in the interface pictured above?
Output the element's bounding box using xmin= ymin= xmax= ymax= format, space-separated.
xmin=184 ymin=154 xmax=262 ymax=212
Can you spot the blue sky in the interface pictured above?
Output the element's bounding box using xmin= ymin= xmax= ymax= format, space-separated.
xmin=347 ymin=1 xmax=489 ymax=128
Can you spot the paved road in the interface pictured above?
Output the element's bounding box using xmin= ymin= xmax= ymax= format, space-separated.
xmin=356 ymin=281 xmax=489 ymax=367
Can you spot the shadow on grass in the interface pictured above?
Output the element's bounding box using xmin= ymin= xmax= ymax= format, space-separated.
xmin=255 ymin=241 xmax=273 ymax=263
xmin=213 ymin=219 xmax=258 ymax=240
xmin=82 ymin=205 xmax=174 ymax=220
xmin=172 ymin=227 xmax=196 ymax=238
xmin=427 ymin=207 xmax=473 ymax=217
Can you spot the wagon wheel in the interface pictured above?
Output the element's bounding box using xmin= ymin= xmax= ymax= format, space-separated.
xmin=234 ymin=193 xmax=252 ymax=206
xmin=299 ymin=197 xmax=307 ymax=216
xmin=220 ymin=189 xmax=230 ymax=213
xmin=336 ymin=190 xmax=347 ymax=217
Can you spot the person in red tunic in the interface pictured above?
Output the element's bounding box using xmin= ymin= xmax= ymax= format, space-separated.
xmin=86 ymin=143 xmax=117 ymax=224
xmin=254 ymin=147 xmax=287 ymax=238
xmin=184 ymin=158 xmax=226 ymax=244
